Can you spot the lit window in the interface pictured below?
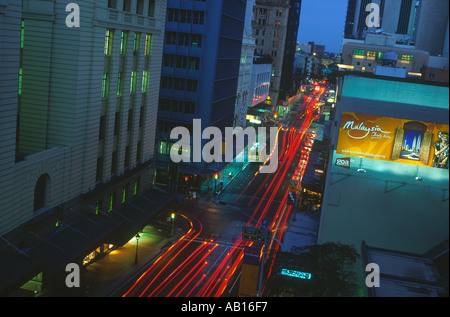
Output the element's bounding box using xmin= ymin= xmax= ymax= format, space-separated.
xmin=117 ymin=72 xmax=122 ymax=96
xmin=353 ymin=49 xmax=364 ymax=56
xmin=104 ymin=29 xmax=113 ymax=56
xmin=130 ymin=71 xmax=137 ymax=94
xmin=120 ymin=31 xmax=128 ymax=55
xmin=134 ymin=180 xmax=138 ymax=195
xmin=18 ymin=68 xmax=23 ymax=96
xmin=401 ymin=54 xmax=414 ymax=61
xmin=367 ymin=51 xmax=376 ymax=57
xmin=102 ymin=73 xmax=109 ymax=98
xmin=109 ymin=193 xmax=114 ymax=212
xmin=20 ymin=20 xmax=25 ymax=49
xmin=142 ymin=70 xmax=148 ymax=92
xmin=144 ymin=34 xmax=153 ymax=56
xmin=133 ymin=33 xmax=141 ymax=55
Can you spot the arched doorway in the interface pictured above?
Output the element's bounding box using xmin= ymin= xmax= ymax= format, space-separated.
xmin=34 ymin=174 xmax=50 ymax=212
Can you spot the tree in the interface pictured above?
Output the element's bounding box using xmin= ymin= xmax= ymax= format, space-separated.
xmin=266 ymin=242 xmax=361 ymax=297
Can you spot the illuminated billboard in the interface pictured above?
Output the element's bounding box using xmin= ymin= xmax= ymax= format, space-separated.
xmin=336 ymin=112 xmax=449 ymax=169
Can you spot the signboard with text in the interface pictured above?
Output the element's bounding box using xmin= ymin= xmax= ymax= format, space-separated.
xmin=336 ymin=112 xmax=449 ymax=169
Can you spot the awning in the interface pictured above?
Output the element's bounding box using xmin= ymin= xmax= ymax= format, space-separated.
xmin=0 ymin=189 xmax=175 ymax=295
xmin=0 ymin=250 xmax=44 ymax=296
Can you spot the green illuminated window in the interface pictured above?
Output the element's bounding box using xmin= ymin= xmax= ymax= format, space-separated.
xmin=95 ymin=201 xmax=99 ymax=215
xmin=120 ymin=31 xmax=128 ymax=55
xmin=377 ymin=52 xmax=384 ymax=60
xmin=130 ymin=71 xmax=137 ymax=94
xmin=122 ymin=186 xmax=126 ymax=203
xmin=117 ymin=72 xmax=123 ymax=96
xmin=401 ymin=54 xmax=414 ymax=61
xmin=142 ymin=70 xmax=148 ymax=92
xmin=104 ymin=29 xmax=113 ymax=55
xmin=144 ymin=33 xmax=153 ymax=56
xmin=367 ymin=51 xmax=376 ymax=57
xmin=18 ymin=68 xmax=23 ymax=95
xmin=353 ymin=49 xmax=365 ymax=56
xmin=20 ymin=20 xmax=25 ymax=49
xmin=109 ymin=193 xmax=114 ymax=212
xmin=134 ymin=180 xmax=138 ymax=195
xmin=133 ymin=33 xmax=141 ymax=55
xmin=102 ymin=73 xmax=109 ymax=98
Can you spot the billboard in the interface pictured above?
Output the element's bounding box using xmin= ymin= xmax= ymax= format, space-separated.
xmin=336 ymin=112 xmax=449 ymax=169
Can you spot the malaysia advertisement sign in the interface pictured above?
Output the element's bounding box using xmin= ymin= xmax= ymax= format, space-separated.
xmin=336 ymin=112 xmax=449 ymax=169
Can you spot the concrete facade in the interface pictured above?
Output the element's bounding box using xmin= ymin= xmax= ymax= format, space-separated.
xmin=253 ymin=0 xmax=290 ymax=104
xmin=0 ymin=0 xmax=166 ymax=237
xmin=235 ymin=0 xmax=257 ymax=129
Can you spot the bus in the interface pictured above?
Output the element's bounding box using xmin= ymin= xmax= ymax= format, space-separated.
xmin=249 ymin=142 xmax=266 ymax=163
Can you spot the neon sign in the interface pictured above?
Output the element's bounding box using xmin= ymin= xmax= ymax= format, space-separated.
xmin=281 ymin=268 xmax=312 ymax=280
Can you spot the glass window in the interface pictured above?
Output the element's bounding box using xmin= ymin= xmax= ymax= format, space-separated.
xmin=130 ymin=71 xmax=137 ymax=94
xmin=20 ymin=20 xmax=25 ymax=49
xmin=120 ymin=31 xmax=128 ymax=55
xmin=133 ymin=33 xmax=141 ymax=55
xmin=353 ymin=49 xmax=365 ymax=56
xmin=401 ymin=54 xmax=414 ymax=61
xmin=102 ymin=73 xmax=109 ymax=98
xmin=18 ymin=68 xmax=23 ymax=96
xmin=145 ymin=34 xmax=153 ymax=56
xmin=117 ymin=72 xmax=122 ymax=96
xmin=104 ymin=29 xmax=113 ymax=55
xmin=142 ymin=70 xmax=149 ymax=92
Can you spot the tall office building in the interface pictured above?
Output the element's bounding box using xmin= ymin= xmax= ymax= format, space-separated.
xmin=235 ymin=0 xmax=257 ymax=129
xmin=155 ymin=0 xmax=247 ymax=183
xmin=344 ymin=0 xmax=418 ymax=42
xmin=0 ymin=0 xmax=167 ymax=294
xmin=414 ymin=0 xmax=449 ymax=57
xmin=253 ymin=0 xmax=290 ymax=105
xmin=341 ymin=0 xmax=449 ymax=81
xmin=279 ymin=0 xmax=302 ymax=100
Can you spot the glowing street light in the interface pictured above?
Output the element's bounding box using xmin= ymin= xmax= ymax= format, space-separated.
xmin=134 ymin=233 xmax=141 ymax=265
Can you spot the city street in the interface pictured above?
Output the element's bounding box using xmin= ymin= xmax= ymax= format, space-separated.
xmin=118 ymin=87 xmax=325 ymax=297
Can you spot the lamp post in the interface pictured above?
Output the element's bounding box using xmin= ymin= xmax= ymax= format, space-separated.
xmin=171 ymin=212 xmax=175 ymax=236
xmin=134 ymin=233 xmax=141 ymax=265
xmin=214 ymin=173 xmax=218 ymax=195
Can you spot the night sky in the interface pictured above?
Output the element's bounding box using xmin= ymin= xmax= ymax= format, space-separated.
xmin=297 ymin=0 xmax=348 ymax=54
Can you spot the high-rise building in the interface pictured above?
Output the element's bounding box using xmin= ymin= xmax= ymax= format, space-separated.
xmin=154 ymin=0 xmax=247 ymax=184
xmin=279 ymin=0 xmax=302 ymax=100
xmin=0 ymin=0 xmax=167 ymax=295
xmin=344 ymin=0 xmax=418 ymax=42
xmin=235 ymin=0 xmax=257 ymax=129
xmin=414 ymin=0 xmax=449 ymax=57
xmin=253 ymin=0 xmax=291 ymax=105
xmin=341 ymin=0 xmax=449 ymax=81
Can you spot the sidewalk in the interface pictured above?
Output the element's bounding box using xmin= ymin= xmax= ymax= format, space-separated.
xmin=200 ymin=150 xmax=249 ymax=197
xmin=78 ymin=210 xmax=188 ymax=297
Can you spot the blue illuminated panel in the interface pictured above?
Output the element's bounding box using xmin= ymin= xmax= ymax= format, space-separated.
xmin=281 ymin=268 xmax=312 ymax=280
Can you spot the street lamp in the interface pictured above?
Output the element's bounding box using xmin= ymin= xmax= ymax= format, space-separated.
xmin=134 ymin=233 xmax=141 ymax=265
xmin=171 ymin=212 xmax=175 ymax=236
xmin=214 ymin=173 xmax=219 ymax=194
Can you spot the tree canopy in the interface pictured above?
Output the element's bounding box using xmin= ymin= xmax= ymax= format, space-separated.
xmin=266 ymin=242 xmax=361 ymax=297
